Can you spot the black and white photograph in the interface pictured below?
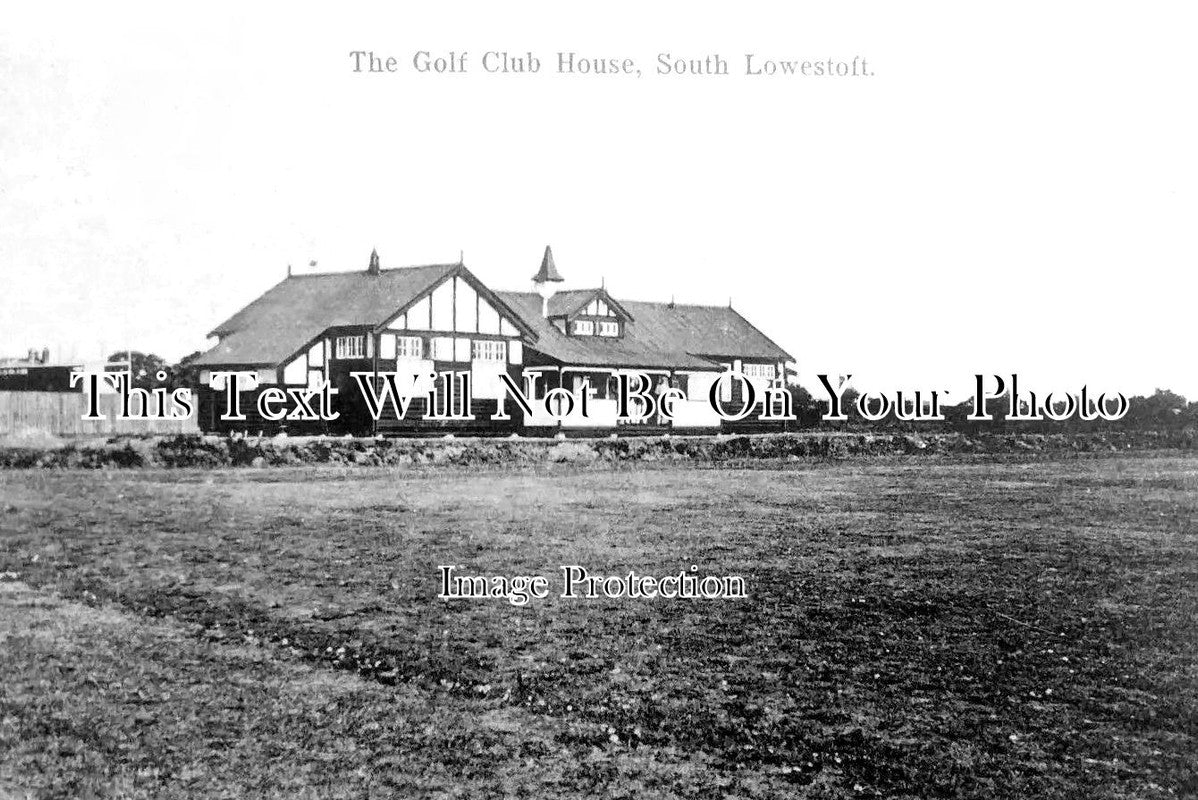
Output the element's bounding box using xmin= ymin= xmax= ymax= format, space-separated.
xmin=1 ymin=3 xmax=1195 ymax=798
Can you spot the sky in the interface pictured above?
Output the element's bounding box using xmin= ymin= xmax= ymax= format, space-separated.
xmin=2 ymin=2 xmax=1195 ymax=401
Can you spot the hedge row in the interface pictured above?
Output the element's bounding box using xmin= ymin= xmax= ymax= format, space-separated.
xmin=0 ymin=429 xmax=1194 ymax=469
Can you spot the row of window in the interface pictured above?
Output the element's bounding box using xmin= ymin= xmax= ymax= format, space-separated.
xmin=336 ymin=334 xmax=511 ymax=363
xmin=741 ymin=363 xmax=776 ymax=380
xmin=571 ymin=320 xmax=620 ymax=337
xmin=426 ymin=337 xmax=509 ymax=362
xmin=336 ymin=336 xmax=775 ymax=380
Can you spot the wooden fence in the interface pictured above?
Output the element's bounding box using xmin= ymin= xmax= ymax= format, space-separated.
xmin=0 ymin=391 xmax=199 ymax=437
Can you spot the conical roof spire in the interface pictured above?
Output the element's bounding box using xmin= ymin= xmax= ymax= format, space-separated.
xmin=367 ymin=248 xmax=380 ymax=275
xmin=532 ymin=245 xmax=564 ymax=283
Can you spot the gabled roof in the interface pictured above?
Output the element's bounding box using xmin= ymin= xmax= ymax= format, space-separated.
xmin=194 ymin=263 xmax=459 ymax=366
xmin=497 ymin=292 xmax=792 ymax=370
xmin=546 ymin=288 xmax=634 ymax=320
xmin=192 ymin=255 xmax=792 ymax=372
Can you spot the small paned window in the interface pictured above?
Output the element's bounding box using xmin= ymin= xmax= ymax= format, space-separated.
xmin=335 ymin=336 xmax=365 ymax=359
xmin=472 ymin=340 xmax=507 ymax=361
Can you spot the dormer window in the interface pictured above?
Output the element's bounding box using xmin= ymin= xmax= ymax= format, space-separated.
xmin=557 ymin=289 xmax=630 ymax=338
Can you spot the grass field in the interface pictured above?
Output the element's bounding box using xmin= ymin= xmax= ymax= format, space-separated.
xmin=1 ymin=454 xmax=1195 ymax=799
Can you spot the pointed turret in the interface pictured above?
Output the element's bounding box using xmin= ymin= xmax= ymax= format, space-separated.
xmin=532 ymin=245 xmax=563 ymax=317
xmin=367 ymin=248 xmax=380 ymax=275
xmin=532 ymin=245 xmax=564 ymax=283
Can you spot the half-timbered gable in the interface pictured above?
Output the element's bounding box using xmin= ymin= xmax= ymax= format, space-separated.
xmin=193 ymin=245 xmax=792 ymax=435
xmin=545 ymin=288 xmax=631 ymax=339
xmin=374 ymin=268 xmax=531 ymax=402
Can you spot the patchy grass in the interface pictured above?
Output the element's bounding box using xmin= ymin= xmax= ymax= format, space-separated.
xmin=1 ymin=455 xmax=1195 ymax=798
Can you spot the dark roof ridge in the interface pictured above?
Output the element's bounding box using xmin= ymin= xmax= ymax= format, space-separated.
xmin=497 ymin=290 xmax=742 ymax=317
xmin=286 ymin=262 xmax=460 ymax=278
xmin=497 ymin=289 xmax=726 ymax=310
xmin=627 ymin=299 xmax=727 ymax=309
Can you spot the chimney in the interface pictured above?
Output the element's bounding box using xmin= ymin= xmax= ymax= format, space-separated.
xmin=531 ymin=244 xmax=564 ymax=317
xmin=367 ymin=248 xmax=380 ymax=275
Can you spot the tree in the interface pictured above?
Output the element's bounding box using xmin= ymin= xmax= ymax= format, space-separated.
xmin=165 ymin=351 xmax=204 ymax=392
xmin=1125 ymin=388 xmax=1190 ymax=428
xmin=107 ymin=351 xmax=168 ymax=390
xmin=786 ymin=384 xmax=822 ymax=427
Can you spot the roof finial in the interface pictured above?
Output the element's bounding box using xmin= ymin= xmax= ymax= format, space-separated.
xmin=287 ymin=263 xmax=292 ymax=277
xmin=459 ymin=249 xmax=464 ymax=266
xmin=532 ymin=245 xmax=564 ymax=283
xmin=368 ymin=248 xmax=380 ymax=275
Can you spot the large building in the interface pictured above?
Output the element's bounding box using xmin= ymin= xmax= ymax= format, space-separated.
xmin=191 ymin=247 xmax=793 ymax=436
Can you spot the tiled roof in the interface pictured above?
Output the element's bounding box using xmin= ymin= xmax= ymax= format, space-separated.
xmin=497 ymin=292 xmax=791 ymax=370
xmin=194 ymin=264 xmax=457 ymax=366
xmin=620 ymin=299 xmax=792 ymax=361
xmin=545 ymin=289 xmax=598 ymax=317
xmin=193 ymin=262 xmax=792 ymax=371
xmin=544 ymin=288 xmax=634 ymax=320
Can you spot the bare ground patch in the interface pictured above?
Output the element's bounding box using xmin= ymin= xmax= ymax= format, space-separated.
xmin=0 ymin=455 xmax=1195 ymax=798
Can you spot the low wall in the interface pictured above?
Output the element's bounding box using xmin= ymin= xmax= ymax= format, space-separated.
xmin=0 ymin=429 xmax=1193 ymax=469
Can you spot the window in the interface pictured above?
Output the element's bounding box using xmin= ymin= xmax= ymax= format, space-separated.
xmin=396 ymin=336 xmax=423 ymax=359
xmin=598 ymin=321 xmax=619 ymax=337
xmin=572 ymin=320 xmax=594 ymax=336
xmin=335 ymin=335 xmax=365 ymax=359
xmin=472 ymin=340 xmax=506 ymax=361
xmin=742 ymin=363 xmax=776 ymax=380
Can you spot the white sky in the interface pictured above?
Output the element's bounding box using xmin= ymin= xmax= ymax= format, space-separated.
xmin=2 ymin=2 xmax=1195 ymax=400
